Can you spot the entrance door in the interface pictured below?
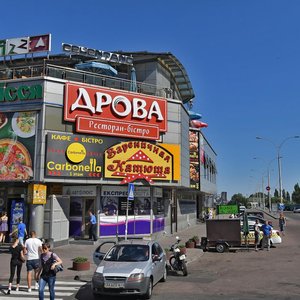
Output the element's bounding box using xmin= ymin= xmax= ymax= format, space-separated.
xmin=83 ymin=199 xmax=95 ymax=237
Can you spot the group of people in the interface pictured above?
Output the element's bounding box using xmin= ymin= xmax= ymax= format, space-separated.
xmin=254 ymin=213 xmax=286 ymax=252
xmin=7 ymin=223 xmax=63 ymax=300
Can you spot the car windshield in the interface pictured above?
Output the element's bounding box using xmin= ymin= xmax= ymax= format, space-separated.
xmin=104 ymin=245 xmax=149 ymax=262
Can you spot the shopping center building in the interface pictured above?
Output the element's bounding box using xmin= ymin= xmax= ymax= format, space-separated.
xmin=0 ymin=34 xmax=217 ymax=244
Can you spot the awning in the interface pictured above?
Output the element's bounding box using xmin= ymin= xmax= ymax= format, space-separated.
xmin=75 ymin=62 xmax=118 ymax=76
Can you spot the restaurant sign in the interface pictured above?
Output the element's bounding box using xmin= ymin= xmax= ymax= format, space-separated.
xmin=64 ymin=83 xmax=167 ymax=141
xmin=45 ymin=132 xmax=119 ymax=178
xmin=104 ymin=141 xmax=175 ymax=184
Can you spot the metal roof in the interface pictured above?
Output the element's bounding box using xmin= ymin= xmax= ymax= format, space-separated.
xmin=115 ymin=51 xmax=195 ymax=103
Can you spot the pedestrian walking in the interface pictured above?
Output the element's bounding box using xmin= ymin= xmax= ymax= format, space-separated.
xmin=86 ymin=210 xmax=97 ymax=241
xmin=10 ymin=217 xmax=27 ymax=246
xmin=278 ymin=213 xmax=286 ymax=236
xmin=0 ymin=211 xmax=8 ymax=243
xmin=24 ymin=230 xmax=43 ymax=292
xmin=261 ymin=220 xmax=272 ymax=251
xmin=38 ymin=242 xmax=63 ymax=300
xmin=7 ymin=235 xmax=25 ymax=294
xmin=254 ymin=219 xmax=260 ymax=251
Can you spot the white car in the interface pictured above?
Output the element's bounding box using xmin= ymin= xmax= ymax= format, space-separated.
xmin=293 ymin=208 xmax=300 ymax=213
xmin=92 ymin=239 xmax=167 ymax=299
xmin=240 ymin=220 xmax=282 ymax=246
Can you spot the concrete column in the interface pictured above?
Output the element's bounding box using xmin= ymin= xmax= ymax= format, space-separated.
xmin=30 ymin=204 xmax=44 ymax=238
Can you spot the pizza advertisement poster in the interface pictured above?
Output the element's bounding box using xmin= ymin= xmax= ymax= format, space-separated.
xmin=0 ymin=111 xmax=36 ymax=181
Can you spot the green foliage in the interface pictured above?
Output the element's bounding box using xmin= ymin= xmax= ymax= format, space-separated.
xmin=192 ymin=235 xmax=199 ymax=242
xmin=178 ymin=244 xmax=186 ymax=249
xmin=292 ymin=183 xmax=300 ymax=204
xmin=73 ymin=257 xmax=88 ymax=263
xmin=229 ymin=193 xmax=248 ymax=206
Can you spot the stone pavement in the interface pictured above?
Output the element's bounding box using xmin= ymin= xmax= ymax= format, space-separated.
xmin=0 ymin=221 xmax=206 ymax=284
xmin=0 ymin=208 xmax=279 ymax=285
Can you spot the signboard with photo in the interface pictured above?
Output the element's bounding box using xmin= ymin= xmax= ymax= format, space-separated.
xmin=0 ymin=111 xmax=36 ymax=181
xmin=189 ymin=130 xmax=200 ymax=189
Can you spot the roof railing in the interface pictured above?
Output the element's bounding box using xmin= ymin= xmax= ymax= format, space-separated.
xmin=0 ymin=64 xmax=172 ymax=99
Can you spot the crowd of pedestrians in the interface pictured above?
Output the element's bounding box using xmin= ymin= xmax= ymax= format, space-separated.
xmin=5 ymin=219 xmax=63 ymax=300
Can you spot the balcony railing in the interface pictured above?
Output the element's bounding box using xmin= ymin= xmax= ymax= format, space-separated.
xmin=0 ymin=64 xmax=174 ymax=98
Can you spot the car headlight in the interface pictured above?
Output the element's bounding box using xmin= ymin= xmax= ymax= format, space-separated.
xmin=93 ymin=272 xmax=104 ymax=282
xmin=128 ymin=273 xmax=144 ymax=282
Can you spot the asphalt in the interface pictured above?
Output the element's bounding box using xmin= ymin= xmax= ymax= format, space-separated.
xmin=0 ymin=208 xmax=279 ymax=285
xmin=0 ymin=221 xmax=206 ymax=285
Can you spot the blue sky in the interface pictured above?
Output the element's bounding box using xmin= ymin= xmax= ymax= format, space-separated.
xmin=3 ymin=0 xmax=300 ymax=199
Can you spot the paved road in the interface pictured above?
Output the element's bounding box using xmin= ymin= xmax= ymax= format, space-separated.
xmin=0 ymin=280 xmax=86 ymax=300
xmin=152 ymin=211 xmax=300 ymax=300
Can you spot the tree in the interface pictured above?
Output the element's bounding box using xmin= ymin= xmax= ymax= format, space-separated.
xmin=292 ymin=183 xmax=300 ymax=204
xmin=229 ymin=193 xmax=248 ymax=207
xmin=282 ymin=189 xmax=286 ymax=200
xmin=286 ymin=191 xmax=291 ymax=202
xmin=274 ymin=189 xmax=279 ymax=198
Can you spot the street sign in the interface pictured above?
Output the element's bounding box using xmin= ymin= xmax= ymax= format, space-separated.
xmin=128 ymin=183 xmax=134 ymax=200
xmin=278 ymin=203 xmax=285 ymax=211
xmin=266 ymin=186 xmax=270 ymax=191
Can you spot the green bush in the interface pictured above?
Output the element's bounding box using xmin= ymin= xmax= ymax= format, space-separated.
xmin=73 ymin=257 xmax=88 ymax=263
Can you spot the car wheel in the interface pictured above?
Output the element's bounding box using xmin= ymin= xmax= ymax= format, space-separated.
xmin=216 ymin=243 xmax=226 ymax=253
xmin=160 ymin=266 xmax=167 ymax=282
xmin=143 ymin=278 xmax=153 ymax=299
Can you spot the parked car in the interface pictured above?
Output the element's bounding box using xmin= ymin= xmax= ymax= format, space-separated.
xmin=293 ymin=208 xmax=300 ymax=213
xmin=93 ymin=241 xmax=116 ymax=265
xmin=240 ymin=220 xmax=282 ymax=246
xmin=92 ymin=239 xmax=167 ymax=299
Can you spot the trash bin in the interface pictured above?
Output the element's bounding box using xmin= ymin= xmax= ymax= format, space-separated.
xmin=201 ymin=237 xmax=207 ymax=247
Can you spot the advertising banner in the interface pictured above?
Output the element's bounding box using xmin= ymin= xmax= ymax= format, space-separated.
xmin=64 ymin=82 xmax=167 ymax=140
xmin=0 ymin=34 xmax=51 ymax=57
xmin=0 ymin=111 xmax=36 ymax=181
xmin=27 ymin=184 xmax=47 ymax=204
xmin=189 ymin=130 xmax=200 ymax=189
xmin=10 ymin=200 xmax=25 ymax=238
xmin=104 ymin=141 xmax=176 ymax=184
xmin=45 ymin=132 xmax=119 ymax=178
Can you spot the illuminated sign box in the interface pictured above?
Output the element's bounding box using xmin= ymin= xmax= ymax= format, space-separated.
xmin=28 ymin=184 xmax=47 ymax=205
xmin=64 ymin=83 xmax=167 ymax=141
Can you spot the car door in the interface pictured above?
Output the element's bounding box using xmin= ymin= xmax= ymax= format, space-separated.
xmin=151 ymin=243 xmax=164 ymax=284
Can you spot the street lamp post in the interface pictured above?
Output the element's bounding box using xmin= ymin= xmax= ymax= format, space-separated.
xmin=256 ymin=136 xmax=300 ymax=204
xmin=253 ymin=157 xmax=276 ymax=212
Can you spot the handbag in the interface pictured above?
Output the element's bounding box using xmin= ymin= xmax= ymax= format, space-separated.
xmin=51 ymin=253 xmax=63 ymax=274
xmin=54 ymin=264 xmax=64 ymax=273
xmin=19 ymin=251 xmax=25 ymax=263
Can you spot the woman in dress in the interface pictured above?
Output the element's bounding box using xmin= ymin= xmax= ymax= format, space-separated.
xmin=0 ymin=211 xmax=9 ymax=243
xmin=7 ymin=235 xmax=25 ymax=294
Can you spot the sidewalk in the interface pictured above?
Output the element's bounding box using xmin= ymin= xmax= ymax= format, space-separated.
xmin=0 ymin=222 xmax=206 ymax=284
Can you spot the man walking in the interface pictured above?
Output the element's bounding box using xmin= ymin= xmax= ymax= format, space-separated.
xmin=10 ymin=218 xmax=27 ymax=246
xmin=24 ymin=231 xmax=43 ymax=292
xmin=254 ymin=219 xmax=260 ymax=251
xmin=86 ymin=210 xmax=97 ymax=241
xmin=261 ymin=220 xmax=272 ymax=251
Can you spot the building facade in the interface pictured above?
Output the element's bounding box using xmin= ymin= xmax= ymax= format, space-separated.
xmin=0 ymin=34 xmax=217 ymax=243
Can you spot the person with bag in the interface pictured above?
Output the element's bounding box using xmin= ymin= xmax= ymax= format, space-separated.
xmin=38 ymin=242 xmax=63 ymax=300
xmin=0 ymin=211 xmax=9 ymax=243
xmin=7 ymin=235 xmax=25 ymax=294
